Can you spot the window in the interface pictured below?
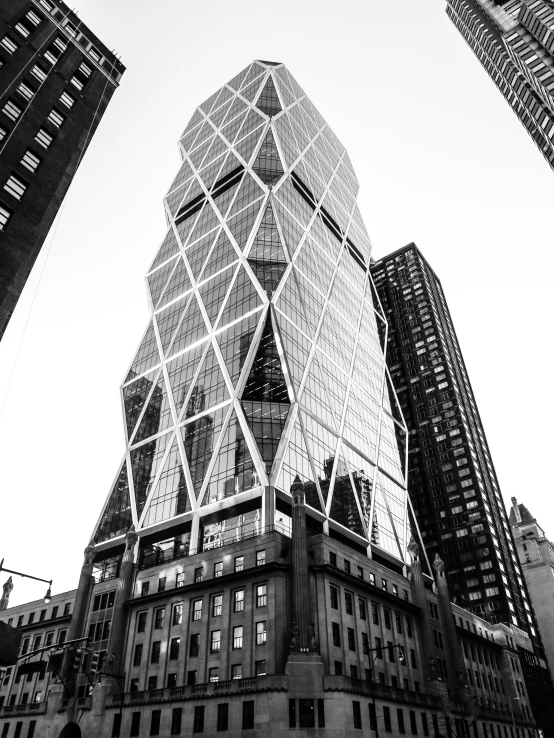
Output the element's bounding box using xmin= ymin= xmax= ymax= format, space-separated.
xmin=359 ymin=598 xmax=366 ymax=620
xmin=5 ymin=174 xmax=27 ymax=200
xmin=176 ymin=572 xmax=185 ymax=587
xmin=89 ymin=46 xmax=102 ymax=62
xmin=375 ymin=637 xmax=383 ymax=659
xmin=151 ymin=641 xmax=161 ymax=663
xmin=3 ymin=100 xmax=22 ymax=122
xmin=235 ymin=556 xmax=244 ymax=572
xmin=194 ymin=567 xmax=203 ymax=583
xmin=187 ymin=670 xmax=197 ymax=685
xmin=384 ymin=609 xmax=391 ymax=629
xmin=387 ymin=641 xmax=395 ymax=662
xmin=214 ymin=561 xmax=223 ymax=578
xmin=397 ymin=708 xmax=406 ymax=734
xmin=167 ymin=673 xmax=177 ymax=688
xmin=406 ymin=617 xmax=413 ymax=638
xmin=47 ymin=108 xmax=65 ymax=127
xmin=344 ymin=559 xmax=351 ymax=574
xmin=256 ymin=621 xmax=267 ymax=645
xmin=256 ymin=584 xmax=267 ymax=607
xmin=18 ymin=82 xmax=35 ymax=101
xmin=1 ymin=36 xmax=19 ymax=55
xmin=330 ymin=586 xmax=338 ymax=609
xmin=154 ymin=608 xmax=165 ymax=629
xmin=256 ymin=550 xmax=266 ymax=566
xmin=193 ymin=706 xmax=204 ymax=733
xmin=369 ymin=703 xmax=377 ymax=730
xmin=58 ymin=630 xmax=67 ymax=644
xmin=255 ymin=659 xmax=267 ymax=676
xmin=188 ymin=632 xmax=200 ymax=657
xmin=171 ymin=708 xmax=182 ymax=735
xmin=330 ymin=552 xmax=337 ymax=566
xmin=112 ymin=713 xmax=122 ymax=738
xmin=137 ymin=612 xmax=147 ymax=633
xmin=211 ymin=630 xmax=221 ymax=653
xmin=0 ymin=205 xmax=12 ymax=231
xmin=70 ymin=75 xmax=84 ymax=92
xmin=421 ymin=713 xmax=429 ymax=736
xmin=347 ymin=628 xmax=355 ymax=651
xmin=26 ymin=10 xmax=42 ymax=26
xmin=362 ymin=632 xmax=370 ymax=655
xmin=211 ymin=594 xmax=223 ymax=617
xmin=332 ymin=622 xmax=341 ymax=647
xmin=345 ymin=592 xmax=353 ymax=615
xmin=79 ymin=61 xmax=92 ymax=78
xmin=372 ymin=604 xmax=379 ymax=625
xmin=242 ymin=701 xmax=255 ymax=730
xmin=231 ymin=663 xmax=242 ymax=680
xmin=217 ymin=703 xmax=229 ymax=731
xmin=0 ymin=126 xmax=7 ymax=143
xmin=410 ymin=710 xmax=418 ymax=735
xmin=410 ymin=649 xmax=417 ymax=668
xmin=383 ymin=706 xmax=392 ymax=733
xmin=169 ymin=637 xmax=180 ymax=660
xmin=158 ymin=577 xmax=166 ymax=592
xmin=192 ymin=599 xmax=202 ymax=621
xmin=150 ymin=710 xmax=161 ymax=736
xmin=234 ymin=589 xmax=244 ymax=612
xmin=133 ymin=644 xmax=143 ymax=667
xmin=59 ymin=91 xmax=75 ymax=109
xmin=353 ymin=701 xmax=362 ymax=729
xmin=209 ymin=667 xmax=219 ymax=682
xmin=233 ymin=625 xmax=243 ymax=649
xmin=173 ymin=604 xmax=182 ymax=626
xmin=130 ymin=713 xmax=140 ymax=737
xmin=64 ymin=21 xmax=77 ymax=37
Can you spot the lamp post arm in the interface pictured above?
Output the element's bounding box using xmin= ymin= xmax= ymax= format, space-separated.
xmin=0 ymin=560 xmax=52 ymax=587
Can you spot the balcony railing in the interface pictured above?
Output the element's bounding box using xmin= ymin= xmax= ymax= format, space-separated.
xmin=214 ymin=680 xmax=232 ymax=692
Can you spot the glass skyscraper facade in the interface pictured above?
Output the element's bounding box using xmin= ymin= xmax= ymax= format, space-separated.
xmin=446 ymin=0 xmax=554 ymax=169
xmin=93 ymin=60 xmax=414 ymax=571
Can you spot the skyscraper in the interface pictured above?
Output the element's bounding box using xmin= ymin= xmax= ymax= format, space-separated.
xmin=371 ymin=242 xmax=554 ymax=733
xmin=0 ymin=63 xmax=542 ymax=738
xmin=446 ymin=0 xmax=554 ymax=169
xmin=0 ymin=0 xmax=124 ymax=339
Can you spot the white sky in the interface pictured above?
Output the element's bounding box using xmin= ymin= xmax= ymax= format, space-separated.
xmin=1 ymin=0 xmax=552 ymax=608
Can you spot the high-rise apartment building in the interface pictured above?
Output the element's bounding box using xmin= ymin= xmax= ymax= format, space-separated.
xmin=446 ymin=0 xmax=554 ymax=169
xmin=0 ymin=63 xmax=543 ymax=737
xmin=371 ymin=243 xmax=554 ymax=734
xmin=0 ymin=0 xmax=124 ymax=339
xmin=510 ymin=497 xmax=554 ymax=678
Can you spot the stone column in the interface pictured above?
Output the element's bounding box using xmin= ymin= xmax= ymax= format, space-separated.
xmin=105 ymin=526 xmax=138 ymax=677
xmin=289 ymin=476 xmax=310 ymax=651
xmin=407 ymin=537 xmax=440 ymax=683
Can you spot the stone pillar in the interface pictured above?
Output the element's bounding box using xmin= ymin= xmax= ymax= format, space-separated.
xmin=289 ymin=476 xmax=311 ymax=652
xmin=407 ymin=537 xmax=440 ymax=682
xmin=0 ymin=577 xmax=13 ymax=611
xmin=433 ymin=553 xmax=472 ymax=704
xmin=105 ymin=526 xmax=138 ymax=677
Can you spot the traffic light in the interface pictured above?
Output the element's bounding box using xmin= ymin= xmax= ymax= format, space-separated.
xmin=69 ymin=647 xmax=84 ymax=673
xmin=89 ymin=652 xmax=99 ymax=676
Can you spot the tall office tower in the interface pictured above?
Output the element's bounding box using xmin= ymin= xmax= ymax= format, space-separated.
xmin=510 ymin=497 xmax=554 ymax=678
xmin=446 ymin=0 xmax=554 ymax=170
xmin=0 ymin=63 xmax=542 ymax=738
xmin=371 ymin=243 xmax=554 ymax=733
xmin=0 ymin=0 xmax=124 ymax=339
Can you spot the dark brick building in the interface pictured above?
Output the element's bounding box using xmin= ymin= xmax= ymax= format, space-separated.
xmin=0 ymin=0 xmax=124 ymax=339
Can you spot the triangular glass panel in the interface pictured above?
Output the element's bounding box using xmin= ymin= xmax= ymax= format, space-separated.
xmin=234 ymin=127 xmax=265 ymax=166
xmin=181 ymin=108 xmax=203 ymax=140
xmin=276 ymin=421 xmax=322 ymax=512
xmin=199 ymin=265 xmax=237 ymax=326
xmin=372 ymin=475 xmax=404 ymax=559
xmin=241 ymin=313 xmax=290 ymax=471
xmin=125 ymin=321 xmax=161 ymax=382
xmin=184 ymin=343 xmax=229 ymax=418
xmin=167 ymin=341 xmax=207 ymax=417
xmin=276 ymin=273 xmax=312 ymax=337
xmin=227 ymin=200 xmax=264 ymax=251
xmin=156 ymin=295 xmax=190 ymax=353
xmin=342 ymin=444 xmax=375 ymax=531
xmin=228 ymin=175 xmax=264 ymax=219
xmin=131 ymin=432 xmax=172 ymax=520
xmin=210 ymin=97 xmax=233 ymax=129
xmin=221 ymin=110 xmax=247 ymax=144
xmin=147 ymin=256 xmax=178 ymax=310
xmin=216 ymin=312 xmax=260 ymax=387
xmin=218 ymin=267 xmax=263 ymax=328
xmin=294 ymin=270 xmax=325 ymax=335
xmin=158 ymin=256 xmax=192 ymax=309
xmin=299 ymin=352 xmax=336 ymax=431
xmin=200 ymin=87 xmax=223 ymax=114
xmin=407 ymin=500 xmax=432 ymax=577
xmin=168 ymin=160 xmax=193 ymax=197
xmin=213 ymin=174 xmax=243 ymax=219
xmin=166 ymin=180 xmax=191 ymax=217
xmin=176 ymin=201 xmax=204 ymax=248
xmin=240 ymin=77 xmax=264 ymax=103
xmin=253 ymin=130 xmax=284 ymax=186
xmin=201 ymin=230 xmax=238 ymax=280
xmin=317 ymin=349 xmax=348 ymax=428
xmin=132 ymin=371 xmax=174 ymax=445
xmin=228 ymin=65 xmax=250 ymax=91
xmin=273 ymin=73 xmax=295 ymax=108
xmin=329 ymin=452 xmax=365 ymax=537
xmin=189 ymin=201 xmax=220 ymax=242
xmin=150 ymin=227 xmax=179 ymax=271
xmin=342 ymin=390 xmax=377 ymax=463
xmin=168 ymin=294 xmax=208 ymax=358
xmin=94 ymin=461 xmax=133 ymax=544
xmin=236 ymin=109 xmax=264 ymax=142
xmin=142 ymin=438 xmax=191 ymax=527
xmin=247 ymin=204 xmax=287 ymax=293
xmin=182 ymin=404 xmax=229 ymax=498
xmin=274 ymin=313 xmax=311 ymax=392
xmin=301 ymin=412 xmax=338 ymax=505
xmin=201 ymin=411 xmax=258 ymax=505
xmin=190 ymin=135 xmax=215 ymax=169
xmin=273 ymin=200 xmax=305 ymax=256
xmin=123 ymin=367 xmax=160 ymax=441
xmin=239 ymin=62 xmax=265 ymax=91
xmin=186 ymin=229 xmax=220 ymax=281
xmin=256 ymin=77 xmax=282 ymax=116
xmin=199 ymin=153 xmax=226 ymax=191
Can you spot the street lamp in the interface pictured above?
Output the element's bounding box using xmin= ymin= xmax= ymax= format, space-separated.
xmin=0 ymin=559 xmax=53 ymax=604
xmin=365 ymin=642 xmax=406 ymax=738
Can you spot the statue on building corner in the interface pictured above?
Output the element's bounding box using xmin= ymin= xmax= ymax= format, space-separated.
xmin=125 ymin=525 xmax=138 ymax=551
xmin=407 ymin=536 xmax=419 ymax=563
xmin=308 ymin=623 xmax=319 ymax=652
xmin=433 ymin=553 xmax=445 ymax=579
xmin=290 ymin=622 xmax=298 ymax=652
xmin=0 ymin=577 xmax=13 ymax=611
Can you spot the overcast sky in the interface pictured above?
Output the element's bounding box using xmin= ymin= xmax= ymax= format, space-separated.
xmin=1 ymin=0 xmax=552 ymax=608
